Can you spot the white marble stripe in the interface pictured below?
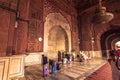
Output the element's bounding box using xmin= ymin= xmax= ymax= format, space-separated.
xmin=76 ymin=65 xmax=94 ymax=69
xmin=69 ymin=69 xmax=85 ymax=74
xmin=71 ymin=67 xmax=88 ymax=72
xmin=74 ymin=66 xmax=92 ymax=70
xmin=61 ymin=70 xmax=80 ymax=78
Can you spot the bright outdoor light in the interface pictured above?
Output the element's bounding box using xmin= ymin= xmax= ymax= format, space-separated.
xmin=38 ymin=37 xmax=42 ymax=42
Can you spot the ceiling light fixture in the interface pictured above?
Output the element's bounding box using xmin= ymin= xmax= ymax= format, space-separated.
xmin=92 ymin=0 xmax=114 ymax=24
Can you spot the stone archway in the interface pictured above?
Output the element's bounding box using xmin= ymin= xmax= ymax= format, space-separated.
xmin=48 ymin=26 xmax=68 ymax=56
xmin=44 ymin=13 xmax=71 ymax=59
xmin=100 ymin=28 xmax=120 ymax=57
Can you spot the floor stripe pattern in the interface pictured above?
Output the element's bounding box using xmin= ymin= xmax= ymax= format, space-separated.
xmin=20 ymin=58 xmax=106 ymax=80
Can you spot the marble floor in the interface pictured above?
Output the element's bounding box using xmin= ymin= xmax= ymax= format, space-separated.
xmin=20 ymin=58 xmax=106 ymax=80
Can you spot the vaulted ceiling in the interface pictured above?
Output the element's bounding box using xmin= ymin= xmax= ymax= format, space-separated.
xmin=65 ymin=0 xmax=119 ymax=12
xmin=69 ymin=0 xmax=120 ymax=17
xmin=69 ymin=0 xmax=107 ymax=10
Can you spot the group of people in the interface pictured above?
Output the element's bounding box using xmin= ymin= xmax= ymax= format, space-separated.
xmin=42 ymin=50 xmax=75 ymax=77
xmin=109 ymin=49 xmax=120 ymax=61
xmin=42 ymin=50 xmax=91 ymax=76
xmin=42 ymin=55 xmax=59 ymax=77
xmin=58 ymin=50 xmax=76 ymax=64
xmin=109 ymin=49 xmax=120 ymax=70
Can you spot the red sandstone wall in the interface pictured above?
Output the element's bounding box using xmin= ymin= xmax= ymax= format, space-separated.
xmin=0 ymin=0 xmax=79 ymax=57
xmin=43 ymin=0 xmax=79 ymax=51
xmin=0 ymin=0 xmax=29 ymax=56
xmin=0 ymin=9 xmax=10 ymax=56
xmin=0 ymin=2 xmax=16 ymax=56
xmin=27 ymin=0 xmax=43 ymax=52
xmin=14 ymin=0 xmax=29 ymax=54
xmin=1 ymin=0 xmax=119 ymax=57
xmin=78 ymin=0 xmax=120 ymax=51
xmin=85 ymin=63 xmax=112 ymax=80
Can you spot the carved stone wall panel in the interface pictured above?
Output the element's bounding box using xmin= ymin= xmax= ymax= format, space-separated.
xmin=27 ymin=0 xmax=43 ymax=52
xmin=48 ymin=0 xmax=76 ymax=16
xmin=43 ymin=0 xmax=77 ymax=34
xmin=58 ymin=10 xmax=78 ymax=51
xmin=19 ymin=0 xmax=30 ymax=19
xmin=43 ymin=0 xmax=59 ymax=20
xmin=72 ymin=32 xmax=79 ymax=50
xmin=28 ymin=21 xmax=37 ymax=52
xmin=43 ymin=0 xmax=77 ymax=20
xmin=0 ymin=9 xmax=11 ymax=57
xmin=59 ymin=9 xmax=72 ymax=29
xmin=9 ymin=55 xmax=24 ymax=79
xmin=16 ymin=22 xmax=28 ymax=53
xmin=61 ymin=0 xmax=74 ymax=6
xmin=71 ymin=16 xmax=78 ymax=32
xmin=79 ymin=13 xmax=92 ymax=50
xmin=15 ymin=0 xmax=30 ymax=54
xmin=43 ymin=0 xmax=78 ymax=52
xmin=71 ymin=16 xmax=79 ymax=50
xmin=6 ymin=13 xmax=16 ymax=56
xmin=29 ymin=0 xmax=43 ymax=20
xmin=0 ymin=0 xmax=18 ymax=10
xmin=28 ymin=20 xmax=43 ymax=52
xmin=44 ymin=12 xmax=72 ymax=58
xmin=80 ymin=41 xmax=92 ymax=51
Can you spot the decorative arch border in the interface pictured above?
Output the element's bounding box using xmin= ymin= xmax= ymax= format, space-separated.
xmin=43 ymin=12 xmax=71 ymax=53
xmin=100 ymin=25 xmax=120 ymax=57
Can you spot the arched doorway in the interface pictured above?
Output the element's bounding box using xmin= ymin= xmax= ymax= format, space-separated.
xmin=44 ymin=13 xmax=71 ymax=59
xmin=47 ymin=26 xmax=69 ymax=58
xmin=101 ymin=28 xmax=120 ymax=57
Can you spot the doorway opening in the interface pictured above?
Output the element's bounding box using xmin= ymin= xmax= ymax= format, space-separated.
xmin=44 ymin=13 xmax=71 ymax=59
xmin=47 ymin=26 xmax=69 ymax=58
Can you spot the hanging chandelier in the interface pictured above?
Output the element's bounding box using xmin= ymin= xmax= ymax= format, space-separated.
xmin=92 ymin=0 xmax=114 ymax=24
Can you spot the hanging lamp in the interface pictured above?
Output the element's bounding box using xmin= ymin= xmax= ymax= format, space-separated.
xmin=92 ymin=0 xmax=114 ymax=24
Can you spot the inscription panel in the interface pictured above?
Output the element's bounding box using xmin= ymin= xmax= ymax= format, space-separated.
xmin=28 ymin=20 xmax=43 ymax=52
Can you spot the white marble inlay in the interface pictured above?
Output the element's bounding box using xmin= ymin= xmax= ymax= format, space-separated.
xmin=9 ymin=58 xmax=21 ymax=74
xmin=9 ymin=55 xmax=24 ymax=79
xmin=25 ymin=52 xmax=43 ymax=66
xmin=0 ymin=58 xmax=9 ymax=80
xmin=0 ymin=61 xmax=4 ymax=80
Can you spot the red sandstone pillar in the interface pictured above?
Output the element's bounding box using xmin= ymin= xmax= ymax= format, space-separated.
xmin=14 ymin=0 xmax=30 ymax=54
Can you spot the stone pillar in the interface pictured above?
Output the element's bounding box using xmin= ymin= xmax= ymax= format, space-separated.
xmin=78 ymin=13 xmax=92 ymax=51
xmin=0 ymin=5 xmax=16 ymax=56
xmin=6 ymin=13 xmax=16 ymax=56
xmin=93 ymin=37 xmax=102 ymax=58
xmin=71 ymin=16 xmax=79 ymax=51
